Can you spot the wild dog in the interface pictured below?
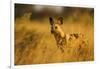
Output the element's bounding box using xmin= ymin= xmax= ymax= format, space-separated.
xmin=49 ymin=17 xmax=88 ymax=53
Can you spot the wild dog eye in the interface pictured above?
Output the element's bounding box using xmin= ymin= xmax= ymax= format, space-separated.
xmin=55 ymin=26 xmax=57 ymax=29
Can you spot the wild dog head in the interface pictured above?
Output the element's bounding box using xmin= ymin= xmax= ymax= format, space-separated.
xmin=49 ymin=17 xmax=65 ymax=38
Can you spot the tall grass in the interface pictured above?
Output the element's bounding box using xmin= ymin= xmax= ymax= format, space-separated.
xmin=15 ymin=13 xmax=94 ymax=65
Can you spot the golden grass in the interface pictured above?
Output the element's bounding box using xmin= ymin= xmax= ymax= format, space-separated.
xmin=15 ymin=15 xmax=94 ymax=65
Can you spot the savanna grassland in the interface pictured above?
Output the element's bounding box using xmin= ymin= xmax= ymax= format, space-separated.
xmin=15 ymin=7 xmax=94 ymax=65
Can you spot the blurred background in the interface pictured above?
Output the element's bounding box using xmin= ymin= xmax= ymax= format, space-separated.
xmin=15 ymin=3 xmax=94 ymax=25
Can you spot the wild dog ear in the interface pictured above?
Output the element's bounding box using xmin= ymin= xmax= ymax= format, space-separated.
xmin=57 ymin=17 xmax=63 ymax=25
xmin=49 ymin=17 xmax=54 ymax=25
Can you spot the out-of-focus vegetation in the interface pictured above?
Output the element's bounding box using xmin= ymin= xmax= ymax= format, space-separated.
xmin=15 ymin=4 xmax=94 ymax=65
